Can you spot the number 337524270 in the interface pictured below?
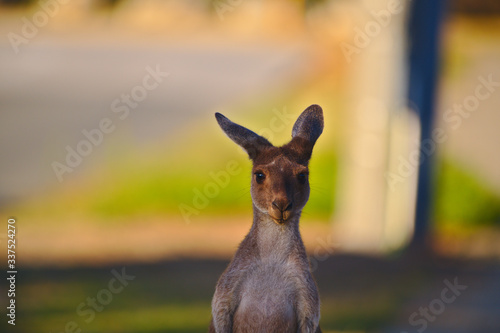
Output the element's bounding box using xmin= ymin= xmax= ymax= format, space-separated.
xmin=8 ymin=219 xmax=16 ymax=267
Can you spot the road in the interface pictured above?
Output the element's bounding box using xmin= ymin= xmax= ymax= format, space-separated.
xmin=0 ymin=37 xmax=309 ymax=203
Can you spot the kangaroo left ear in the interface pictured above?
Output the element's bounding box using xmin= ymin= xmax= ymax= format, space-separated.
xmin=292 ymin=104 xmax=324 ymax=146
xmin=215 ymin=112 xmax=273 ymax=160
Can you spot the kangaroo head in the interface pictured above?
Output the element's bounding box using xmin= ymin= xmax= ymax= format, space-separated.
xmin=215 ymin=105 xmax=324 ymax=224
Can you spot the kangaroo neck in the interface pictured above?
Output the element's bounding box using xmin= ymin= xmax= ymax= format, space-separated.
xmin=250 ymin=205 xmax=303 ymax=260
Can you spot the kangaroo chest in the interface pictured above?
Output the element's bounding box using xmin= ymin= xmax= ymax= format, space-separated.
xmin=234 ymin=256 xmax=302 ymax=330
xmin=239 ymin=223 xmax=306 ymax=303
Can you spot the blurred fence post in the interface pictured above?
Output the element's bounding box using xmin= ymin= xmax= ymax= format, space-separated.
xmin=333 ymin=0 xmax=446 ymax=254
xmin=407 ymin=0 xmax=447 ymax=252
xmin=333 ymin=0 xmax=413 ymax=253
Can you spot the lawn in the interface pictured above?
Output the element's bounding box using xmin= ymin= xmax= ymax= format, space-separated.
xmin=12 ymin=253 xmax=497 ymax=333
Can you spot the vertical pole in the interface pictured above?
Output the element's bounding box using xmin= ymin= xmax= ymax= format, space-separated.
xmin=407 ymin=0 xmax=447 ymax=251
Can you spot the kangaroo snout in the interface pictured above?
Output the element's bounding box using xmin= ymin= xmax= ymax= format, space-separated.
xmin=271 ymin=198 xmax=293 ymax=222
xmin=272 ymin=199 xmax=292 ymax=212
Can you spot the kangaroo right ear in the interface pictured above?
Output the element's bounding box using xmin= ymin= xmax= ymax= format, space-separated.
xmin=291 ymin=104 xmax=324 ymax=146
xmin=286 ymin=105 xmax=324 ymax=163
xmin=215 ymin=113 xmax=273 ymax=160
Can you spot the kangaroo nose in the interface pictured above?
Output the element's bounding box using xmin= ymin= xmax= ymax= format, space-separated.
xmin=272 ymin=200 xmax=292 ymax=212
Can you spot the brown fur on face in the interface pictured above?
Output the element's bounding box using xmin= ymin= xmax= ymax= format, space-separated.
xmin=251 ymin=146 xmax=310 ymax=225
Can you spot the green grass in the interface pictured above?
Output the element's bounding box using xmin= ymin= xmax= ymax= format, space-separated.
xmin=14 ymin=120 xmax=500 ymax=231
xmin=82 ymin=148 xmax=337 ymax=220
xmin=17 ymin=262 xmax=219 ymax=333
xmin=17 ymin=256 xmax=435 ymax=333
xmin=27 ymin=304 xmax=212 ymax=333
xmin=435 ymin=157 xmax=500 ymax=228
xmin=42 ymin=143 xmax=500 ymax=230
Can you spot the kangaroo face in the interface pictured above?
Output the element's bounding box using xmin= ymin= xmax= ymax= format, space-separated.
xmin=215 ymin=104 xmax=324 ymax=224
xmin=251 ymin=150 xmax=310 ymax=224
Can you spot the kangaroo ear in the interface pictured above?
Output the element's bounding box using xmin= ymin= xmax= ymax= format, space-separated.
xmin=215 ymin=113 xmax=273 ymax=160
xmin=292 ymin=104 xmax=324 ymax=145
xmin=287 ymin=105 xmax=324 ymax=162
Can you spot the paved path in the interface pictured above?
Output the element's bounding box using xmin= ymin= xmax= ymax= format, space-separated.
xmin=384 ymin=259 xmax=500 ymax=333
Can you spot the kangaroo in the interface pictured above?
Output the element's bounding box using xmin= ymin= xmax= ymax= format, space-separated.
xmin=209 ymin=105 xmax=324 ymax=333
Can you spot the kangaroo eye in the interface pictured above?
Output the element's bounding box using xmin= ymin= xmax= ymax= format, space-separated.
xmin=297 ymin=173 xmax=308 ymax=184
xmin=254 ymin=172 xmax=266 ymax=184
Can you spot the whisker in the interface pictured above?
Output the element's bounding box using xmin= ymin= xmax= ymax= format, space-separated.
xmin=309 ymin=185 xmax=332 ymax=196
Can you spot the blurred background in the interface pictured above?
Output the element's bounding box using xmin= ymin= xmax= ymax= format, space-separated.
xmin=0 ymin=0 xmax=499 ymax=332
